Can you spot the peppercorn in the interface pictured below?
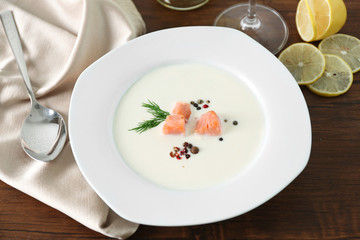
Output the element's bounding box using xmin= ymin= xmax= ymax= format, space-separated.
xmin=183 ymin=142 xmax=189 ymax=147
xmin=190 ymin=146 xmax=199 ymax=154
xmin=197 ymin=99 xmax=204 ymax=104
xmin=196 ymin=107 xmax=201 ymax=110
xmin=219 ymin=137 xmax=223 ymax=141
xmin=206 ymin=100 xmax=210 ymax=103
xmin=233 ymin=121 xmax=238 ymax=126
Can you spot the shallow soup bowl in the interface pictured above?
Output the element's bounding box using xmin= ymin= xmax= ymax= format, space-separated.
xmin=69 ymin=26 xmax=311 ymax=226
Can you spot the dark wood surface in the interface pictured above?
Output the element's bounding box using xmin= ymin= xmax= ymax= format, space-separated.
xmin=1 ymin=0 xmax=359 ymax=239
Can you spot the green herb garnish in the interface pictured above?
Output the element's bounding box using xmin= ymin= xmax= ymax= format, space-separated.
xmin=129 ymin=100 xmax=170 ymax=133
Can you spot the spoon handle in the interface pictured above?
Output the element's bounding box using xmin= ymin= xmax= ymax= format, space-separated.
xmin=0 ymin=11 xmax=37 ymax=102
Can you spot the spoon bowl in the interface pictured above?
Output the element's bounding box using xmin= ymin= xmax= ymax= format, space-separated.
xmin=21 ymin=102 xmax=67 ymax=162
xmin=1 ymin=10 xmax=67 ymax=162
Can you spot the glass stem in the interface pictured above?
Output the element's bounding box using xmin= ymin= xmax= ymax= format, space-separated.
xmin=240 ymin=0 xmax=261 ymax=30
xmin=248 ymin=0 xmax=256 ymax=20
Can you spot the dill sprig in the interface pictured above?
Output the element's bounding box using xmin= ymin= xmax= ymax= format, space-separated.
xmin=129 ymin=100 xmax=170 ymax=134
xmin=142 ymin=100 xmax=170 ymax=119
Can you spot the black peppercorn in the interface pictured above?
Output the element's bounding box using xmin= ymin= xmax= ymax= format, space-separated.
xmin=190 ymin=146 xmax=199 ymax=154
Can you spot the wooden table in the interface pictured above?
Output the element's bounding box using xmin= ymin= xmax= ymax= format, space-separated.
xmin=1 ymin=0 xmax=359 ymax=239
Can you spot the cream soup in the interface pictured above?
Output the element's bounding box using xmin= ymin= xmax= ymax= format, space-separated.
xmin=113 ymin=63 xmax=265 ymax=190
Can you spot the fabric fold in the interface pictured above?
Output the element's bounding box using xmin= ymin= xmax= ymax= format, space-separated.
xmin=0 ymin=0 xmax=146 ymax=238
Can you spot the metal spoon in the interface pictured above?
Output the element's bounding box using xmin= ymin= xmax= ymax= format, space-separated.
xmin=0 ymin=11 xmax=67 ymax=162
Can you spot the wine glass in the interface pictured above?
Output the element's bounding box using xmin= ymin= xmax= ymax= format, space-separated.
xmin=157 ymin=0 xmax=208 ymax=11
xmin=214 ymin=0 xmax=289 ymax=55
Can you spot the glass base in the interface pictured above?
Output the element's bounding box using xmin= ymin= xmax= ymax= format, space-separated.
xmin=157 ymin=0 xmax=208 ymax=11
xmin=214 ymin=3 xmax=289 ymax=55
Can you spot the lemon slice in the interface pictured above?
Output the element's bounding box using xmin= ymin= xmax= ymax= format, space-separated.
xmin=279 ymin=43 xmax=325 ymax=85
xmin=319 ymin=34 xmax=360 ymax=73
xmin=296 ymin=0 xmax=347 ymax=42
xmin=307 ymin=54 xmax=353 ymax=97
xmin=296 ymin=0 xmax=316 ymax=42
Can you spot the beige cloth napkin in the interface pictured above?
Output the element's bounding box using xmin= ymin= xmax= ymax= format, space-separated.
xmin=0 ymin=0 xmax=145 ymax=238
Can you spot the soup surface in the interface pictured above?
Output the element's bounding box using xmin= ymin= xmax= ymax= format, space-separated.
xmin=113 ymin=63 xmax=265 ymax=190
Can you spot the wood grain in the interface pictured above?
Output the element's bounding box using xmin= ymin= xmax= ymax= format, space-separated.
xmin=1 ymin=0 xmax=360 ymax=239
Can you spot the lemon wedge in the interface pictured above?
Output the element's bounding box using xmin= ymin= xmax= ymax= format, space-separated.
xmin=279 ymin=43 xmax=325 ymax=85
xmin=296 ymin=0 xmax=317 ymax=42
xmin=319 ymin=34 xmax=360 ymax=73
xmin=307 ymin=54 xmax=353 ymax=97
xmin=296 ymin=0 xmax=347 ymax=42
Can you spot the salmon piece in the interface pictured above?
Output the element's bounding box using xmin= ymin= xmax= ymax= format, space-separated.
xmin=194 ymin=111 xmax=222 ymax=136
xmin=172 ymin=102 xmax=191 ymax=122
xmin=162 ymin=115 xmax=186 ymax=135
